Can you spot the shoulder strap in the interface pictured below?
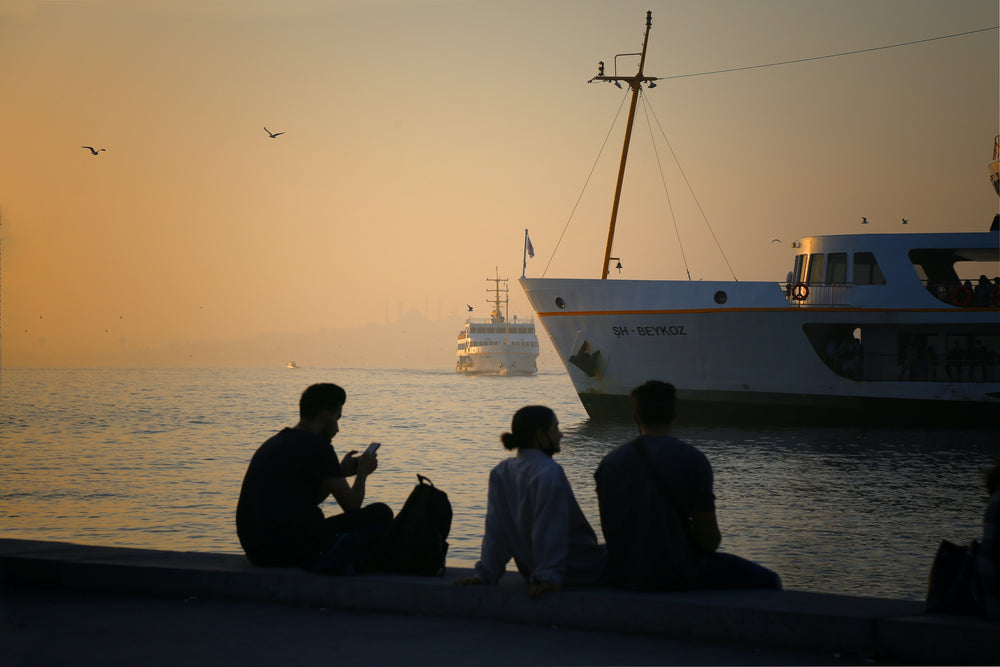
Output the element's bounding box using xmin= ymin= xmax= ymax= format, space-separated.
xmin=632 ymin=438 xmax=693 ymax=538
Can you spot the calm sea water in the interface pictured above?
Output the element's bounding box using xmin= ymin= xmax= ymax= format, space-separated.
xmin=1 ymin=366 xmax=995 ymax=600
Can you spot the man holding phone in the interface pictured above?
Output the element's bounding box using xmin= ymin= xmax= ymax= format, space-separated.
xmin=236 ymin=383 xmax=393 ymax=572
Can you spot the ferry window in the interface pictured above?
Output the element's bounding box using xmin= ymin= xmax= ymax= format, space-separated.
xmin=826 ymin=253 xmax=847 ymax=284
xmin=806 ymin=254 xmax=825 ymax=284
xmin=854 ymin=252 xmax=885 ymax=285
xmin=792 ymin=254 xmax=805 ymax=283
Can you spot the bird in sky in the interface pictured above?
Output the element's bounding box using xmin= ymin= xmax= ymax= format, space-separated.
xmin=264 ymin=127 xmax=285 ymax=138
xmin=771 ymin=238 xmax=781 ymax=243
xmin=902 ymin=218 xmax=908 ymax=224
xmin=467 ymin=304 xmax=474 ymax=311
xmin=81 ymin=146 xmax=106 ymax=155
xmin=861 ymin=217 xmax=869 ymax=224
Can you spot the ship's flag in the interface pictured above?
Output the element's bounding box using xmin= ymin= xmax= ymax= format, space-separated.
xmin=526 ymin=234 xmax=535 ymax=258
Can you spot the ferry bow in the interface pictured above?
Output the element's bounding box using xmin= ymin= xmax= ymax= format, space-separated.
xmin=520 ymin=13 xmax=1000 ymax=427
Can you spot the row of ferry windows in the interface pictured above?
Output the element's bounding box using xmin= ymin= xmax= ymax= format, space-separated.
xmin=792 ymin=252 xmax=885 ymax=286
xmin=467 ymin=326 xmax=535 ymax=335
xmin=458 ymin=341 xmax=539 ymax=351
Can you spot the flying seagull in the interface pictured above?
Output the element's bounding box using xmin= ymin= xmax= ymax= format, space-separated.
xmin=861 ymin=217 xmax=869 ymax=224
xmin=467 ymin=304 xmax=474 ymax=311
xmin=82 ymin=146 xmax=106 ymax=155
xmin=902 ymin=218 xmax=908 ymax=225
xmin=771 ymin=238 xmax=781 ymax=243
xmin=264 ymin=127 xmax=285 ymax=138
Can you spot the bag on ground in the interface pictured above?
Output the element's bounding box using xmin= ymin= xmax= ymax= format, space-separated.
xmin=926 ymin=539 xmax=981 ymax=615
xmin=376 ymin=474 xmax=452 ymax=575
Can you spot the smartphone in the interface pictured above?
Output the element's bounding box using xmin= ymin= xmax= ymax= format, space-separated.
xmin=364 ymin=442 xmax=381 ymax=456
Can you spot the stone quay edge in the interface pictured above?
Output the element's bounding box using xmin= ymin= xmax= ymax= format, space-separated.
xmin=0 ymin=538 xmax=994 ymax=664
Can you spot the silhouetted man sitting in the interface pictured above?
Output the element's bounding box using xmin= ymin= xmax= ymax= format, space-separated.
xmin=595 ymin=380 xmax=781 ymax=590
xmin=236 ymin=383 xmax=392 ymax=573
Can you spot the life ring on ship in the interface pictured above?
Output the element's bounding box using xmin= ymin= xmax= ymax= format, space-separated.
xmin=790 ymin=282 xmax=809 ymax=301
xmin=991 ymin=286 xmax=999 ymax=307
xmin=950 ymin=286 xmax=972 ymax=307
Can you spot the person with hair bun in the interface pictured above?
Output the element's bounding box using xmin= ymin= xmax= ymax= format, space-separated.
xmin=455 ymin=406 xmax=606 ymax=597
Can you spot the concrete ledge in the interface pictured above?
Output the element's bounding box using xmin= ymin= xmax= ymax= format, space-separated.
xmin=0 ymin=538 xmax=993 ymax=663
xmin=877 ymin=613 xmax=1000 ymax=665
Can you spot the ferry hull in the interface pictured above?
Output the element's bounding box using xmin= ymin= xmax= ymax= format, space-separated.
xmin=577 ymin=390 xmax=1000 ymax=428
xmin=521 ymin=277 xmax=1000 ymax=427
xmin=456 ymin=349 xmax=538 ymax=376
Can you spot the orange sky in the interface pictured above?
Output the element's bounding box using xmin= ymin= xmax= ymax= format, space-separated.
xmin=1 ymin=0 xmax=997 ymax=367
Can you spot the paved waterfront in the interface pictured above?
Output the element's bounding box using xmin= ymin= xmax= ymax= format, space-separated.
xmin=3 ymin=586 xmax=875 ymax=666
xmin=1 ymin=539 xmax=995 ymax=665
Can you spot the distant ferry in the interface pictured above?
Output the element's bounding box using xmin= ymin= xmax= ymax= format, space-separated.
xmin=457 ymin=270 xmax=539 ymax=376
xmin=520 ymin=13 xmax=999 ymax=426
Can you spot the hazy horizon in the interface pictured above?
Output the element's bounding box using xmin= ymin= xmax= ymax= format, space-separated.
xmin=2 ymin=301 xmax=563 ymax=369
xmin=2 ymin=0 xmax=997 ymax=368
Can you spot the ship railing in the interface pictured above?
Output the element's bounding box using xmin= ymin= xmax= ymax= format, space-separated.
xmin=784 ymin=283 xmax=852 ymax=306
xmin=466 ymin=342 xmax=539 ymax=350
xmin=465 ymin=317 xmax=535 ymax=325
xmin=922 ymin=280 xmax=1000 ymax=308
xmin=822 ymin=352 xmax=998 ymax=383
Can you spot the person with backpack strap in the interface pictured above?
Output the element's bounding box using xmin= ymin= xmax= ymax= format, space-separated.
xmin=595 ymin=380 xmax=782 ymax=591
xmin=455 ymin=406 xmax=606 ymax=597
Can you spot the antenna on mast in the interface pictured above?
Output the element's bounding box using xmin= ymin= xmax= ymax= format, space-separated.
xmin=486 ymin=267 xmax=511 ymax=343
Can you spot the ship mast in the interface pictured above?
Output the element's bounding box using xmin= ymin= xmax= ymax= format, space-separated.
xmin=592 ymin=11 xmax=659 ymax=279
xmin=487 ymin=267 xmax=511 ymax=344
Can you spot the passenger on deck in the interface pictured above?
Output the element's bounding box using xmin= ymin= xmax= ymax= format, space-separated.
xmin=958 ymin=279 xmax=976 ymax=306
xmin=974 ymin=275 xmax=992 ymax=307
xmin=594 ymin=381 xmax=782 ymax=591
xmin=455 ymin=406 xmax=607 ymax=597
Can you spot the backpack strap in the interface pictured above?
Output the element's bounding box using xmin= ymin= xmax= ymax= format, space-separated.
xmin=632 ymin=438 xmax=694 ymax=539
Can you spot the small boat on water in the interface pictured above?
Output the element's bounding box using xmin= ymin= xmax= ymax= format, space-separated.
xmin=457 ymin=269 xmax=539 ymax=376
xmin=285 ymin=361 xmax=298 ymax=370
xmin=519 ymin=13 xmax=1000 ymax=426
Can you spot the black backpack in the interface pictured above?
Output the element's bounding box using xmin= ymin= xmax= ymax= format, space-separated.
xmin=377 ymin=474 xmax=452 ymax=575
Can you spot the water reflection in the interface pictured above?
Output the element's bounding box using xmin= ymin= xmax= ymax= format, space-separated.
xmin=1 ymin=367 xmax=995 ymax=600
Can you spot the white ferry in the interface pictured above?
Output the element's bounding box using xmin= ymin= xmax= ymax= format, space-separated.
xmin=457 ymin=270 xmax=539 ymax=376
xmin=519 ymin=13 xmax=1000 ymax=426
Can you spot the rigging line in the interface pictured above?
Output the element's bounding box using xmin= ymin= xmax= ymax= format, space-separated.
xmin=640 ymin=94 xmax=691 ymax=281
xmin=543 ymin=89 xmax=630 ymax=278
xmin=659 ymin=26 xmax=999 ymax=80
xmin=644 ymin=95 xmax=739 ymax=281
